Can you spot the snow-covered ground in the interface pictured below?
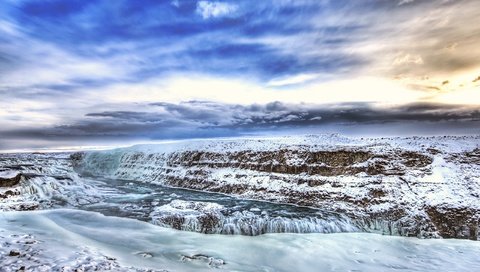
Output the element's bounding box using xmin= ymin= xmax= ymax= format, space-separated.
xmin=1 ymin=134 xmax=480 ymax=271
xmin=1 ymin=209 xmax=480 ymax=272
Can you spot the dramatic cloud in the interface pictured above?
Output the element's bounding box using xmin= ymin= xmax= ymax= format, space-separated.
xmin=2 ymin=101 xmax=479 ymax=151
xmin=1 ymin=0 xmax=479 ymax=150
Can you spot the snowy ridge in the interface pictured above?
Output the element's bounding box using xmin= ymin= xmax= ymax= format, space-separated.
xmin=73 ymin=134 xmax=480 ymax=239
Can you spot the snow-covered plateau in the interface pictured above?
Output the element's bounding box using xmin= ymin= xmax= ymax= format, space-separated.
xmin=1 ymin=134 xmax=480 ymax=271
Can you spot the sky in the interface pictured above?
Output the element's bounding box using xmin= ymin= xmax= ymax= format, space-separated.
xmin=1 ymin=0 xmax=480 ymax=151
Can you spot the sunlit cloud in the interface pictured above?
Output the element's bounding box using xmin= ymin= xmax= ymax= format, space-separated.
xmin=267 ymin=74 xmax=322 ymax=87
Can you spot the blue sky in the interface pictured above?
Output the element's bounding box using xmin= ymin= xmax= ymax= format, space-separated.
xmin=1 ymin=0 xmax=480 ymax=150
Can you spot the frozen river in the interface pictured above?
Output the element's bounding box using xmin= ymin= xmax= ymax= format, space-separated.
xmin=1 ymin=209 xmax=480 ymax=271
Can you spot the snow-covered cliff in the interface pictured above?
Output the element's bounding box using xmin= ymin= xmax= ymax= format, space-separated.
xmin=72 ymin=135 xmax=480 ymax=240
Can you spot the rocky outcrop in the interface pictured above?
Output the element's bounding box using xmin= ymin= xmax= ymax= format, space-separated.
xmin=426 ymin=205 xmax=479 ymax=240
xmin=0 ymin=174 xmax=22 ymax=187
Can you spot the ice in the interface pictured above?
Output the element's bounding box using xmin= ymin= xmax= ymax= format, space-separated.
xmin=0 ymin=174 xmax=105 ymax=211
xmin=1 ymin=209 xmax=480 ymax=272
xmin=150 ymin=200 xmax=358 ymax=235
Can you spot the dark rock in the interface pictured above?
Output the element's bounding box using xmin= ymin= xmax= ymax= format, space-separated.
xmin=198 ymin=213 xmax=221 ymax=233
xmin=17 ymin=203 xmax=39 ymax=211
xmin=157 ymin=215 xmax=185 ymax=230
xmin=426 ymin=205 xmax=479 ymax=240
xmin=9 ymin=250 xmax=20 ymax=256
xmin=401 ymin=151 xmax=433 ymax=168
xmin=0 ymin=190 xmax=20 ymax=199
xmin=0 ymin=173 xmax=22 ymax=187
xmin=369 ymin=188 xmax=387 ymax=198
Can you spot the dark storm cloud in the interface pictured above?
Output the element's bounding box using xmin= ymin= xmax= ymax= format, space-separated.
xmin=2 ymin=101 xmax=479 ymax=147
xmin=86 ymin=111 xmax=169 ymax=122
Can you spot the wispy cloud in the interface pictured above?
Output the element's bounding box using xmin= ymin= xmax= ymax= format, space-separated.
xmin=196 ymin=1 xmax=237 ymax=19
xmin=398 ymin=0 xmax=415 ymax=6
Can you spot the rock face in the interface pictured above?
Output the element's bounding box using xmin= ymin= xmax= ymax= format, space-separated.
xmin=72 ymin=135 xmax=480 ymax=240
xmin=0 ymin=174 xmax=22 ymax=187
xmin=162 ymin=149 xmax=431 ymax=176
xmin=426 ymin=205 xmax=479 ymax=240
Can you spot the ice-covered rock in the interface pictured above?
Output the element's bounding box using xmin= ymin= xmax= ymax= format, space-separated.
xmin=150 ymin=200 xmax=358 ymax=235
xmin=0 ymin=173 xmax=22 ymax=187
xmin=0 ymin=153 xmax=104 ymax=211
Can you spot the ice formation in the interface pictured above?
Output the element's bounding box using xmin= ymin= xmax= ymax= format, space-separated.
xmin=1 ymin=209 xmax=480 ymax=272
